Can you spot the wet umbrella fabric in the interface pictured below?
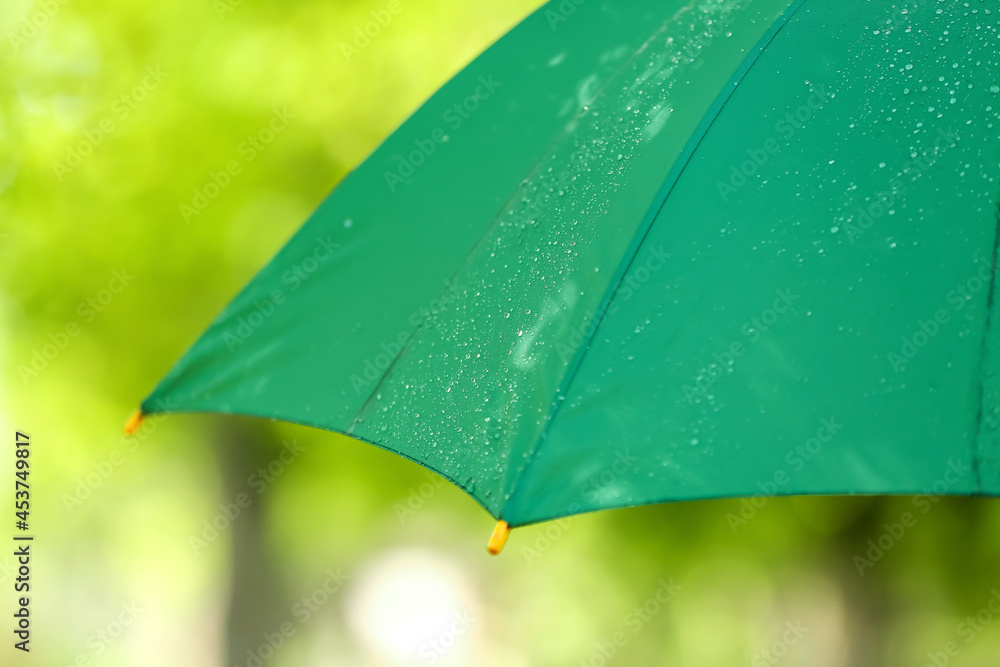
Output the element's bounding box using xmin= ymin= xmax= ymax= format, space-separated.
xmin=133 ymin=0 xmax=1000 ymax=546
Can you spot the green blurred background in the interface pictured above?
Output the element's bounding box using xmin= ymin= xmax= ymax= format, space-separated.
xmin=3 ymin=1 xmax=1000 ymax=665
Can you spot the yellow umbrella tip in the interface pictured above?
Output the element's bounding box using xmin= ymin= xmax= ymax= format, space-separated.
xmin=487 ymin=520 xmax=510 ymax=555
xmin=123 ymin=409 xmax=145 ymax=435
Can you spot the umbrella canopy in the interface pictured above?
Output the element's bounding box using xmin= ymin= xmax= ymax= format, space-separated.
xmin=134 ymin=0 xmax=1000 ymax=550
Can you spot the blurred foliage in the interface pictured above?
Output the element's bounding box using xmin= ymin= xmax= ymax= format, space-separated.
xmin=2 ymin=1 xmax=1000 ymax=666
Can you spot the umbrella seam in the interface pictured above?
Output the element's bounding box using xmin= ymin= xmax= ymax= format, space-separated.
xmin=971 ymin=195 xmax=1000 ymax=493
xmin=502 ymin=0 xmax=811 ymax=523
xmin=345 ymin=0 xmax=750 ymax=514
xmin=346 ymin=0 xmax=722 ymax=429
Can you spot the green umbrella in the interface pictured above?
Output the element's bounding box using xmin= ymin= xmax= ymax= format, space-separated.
xmin=130 ymin=0 xmax=1000 ymax=553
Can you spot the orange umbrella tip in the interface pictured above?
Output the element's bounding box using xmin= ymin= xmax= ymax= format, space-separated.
xmin=123 ymin=409 xmax=145 ymax=435
xmin=486 ymin=520 xmax=510 ymax=556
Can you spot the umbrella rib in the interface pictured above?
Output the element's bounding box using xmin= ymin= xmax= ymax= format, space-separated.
xmin=502 ymin=0 xmax=811 ymax=519
xmin=971 ymin=194 xmax=1000 ymax=493
xmin=346 ymin=4 xmax=731 ymax=467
